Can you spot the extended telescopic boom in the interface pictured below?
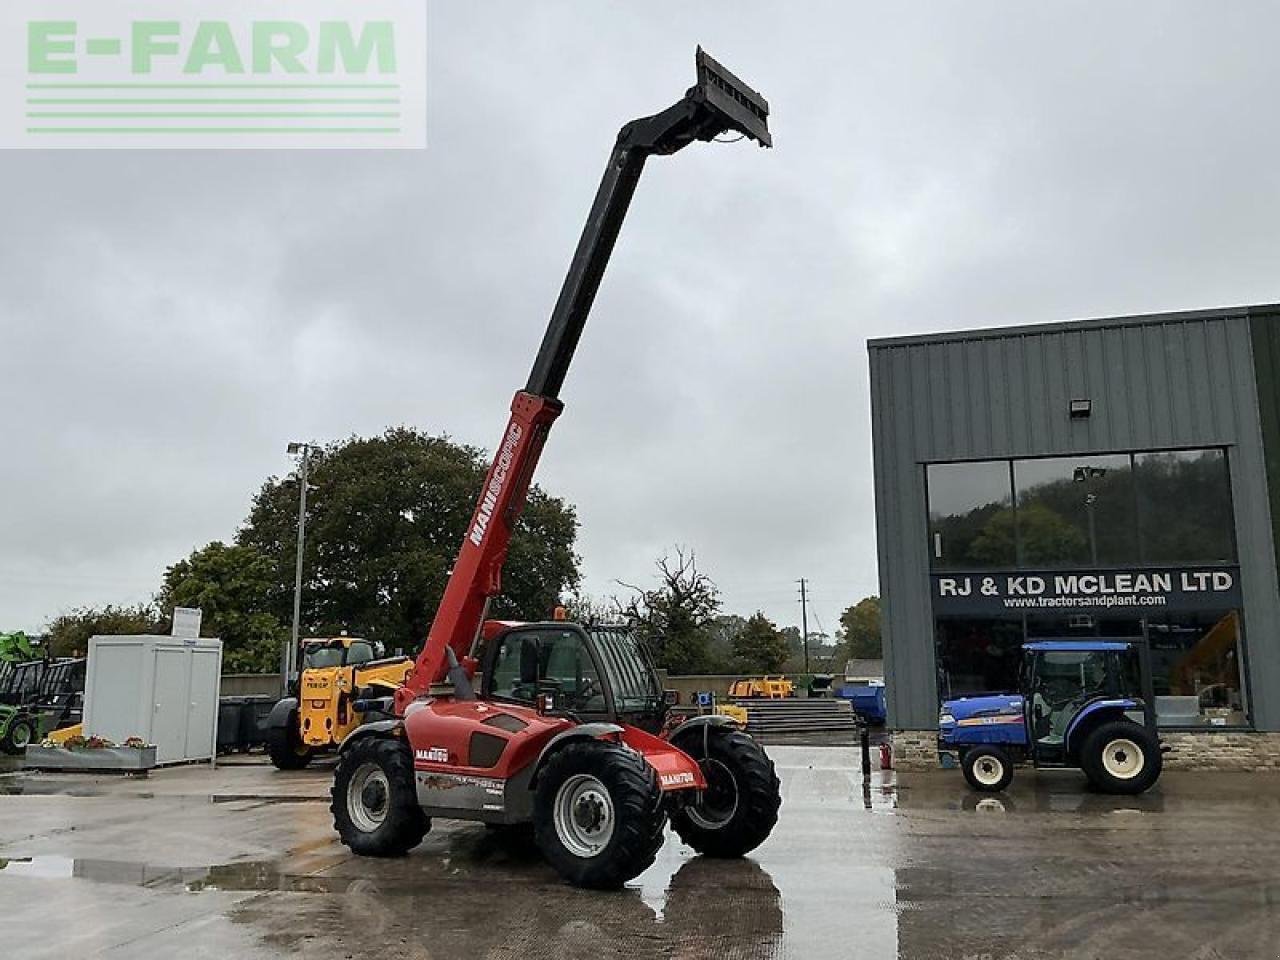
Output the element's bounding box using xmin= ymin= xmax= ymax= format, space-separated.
xmin=396 ymin=50 xmax=771 ymax=710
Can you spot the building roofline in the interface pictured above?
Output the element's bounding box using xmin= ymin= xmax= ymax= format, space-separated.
xmin=866 ymin=302 xmax=1280 ymax=350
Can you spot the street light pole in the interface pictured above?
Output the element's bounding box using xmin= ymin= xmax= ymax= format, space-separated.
xmin=797 ymin=578 xmax=810 ymax=674
xmin=284 ymin=442 xmax=311 ymax=693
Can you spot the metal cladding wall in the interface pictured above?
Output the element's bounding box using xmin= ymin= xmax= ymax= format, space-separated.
xmin=868 ymin=304 xmax=1280 ymax=731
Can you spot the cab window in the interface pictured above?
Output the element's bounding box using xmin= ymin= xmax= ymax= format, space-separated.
xmin=345 ymin=641 xmax=375 ymax=666
xmin=489 ymin=630 xmax=606 ymax=713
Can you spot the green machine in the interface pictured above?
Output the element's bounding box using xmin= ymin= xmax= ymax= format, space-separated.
xmin=0 ymin=656 xmax=85 ymax=754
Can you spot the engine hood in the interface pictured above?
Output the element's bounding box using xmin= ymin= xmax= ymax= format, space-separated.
xmin=941 ymin=693 xmax=1024 ymax=723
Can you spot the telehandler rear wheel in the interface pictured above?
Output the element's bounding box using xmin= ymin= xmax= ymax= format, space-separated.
xmin=332 ymin=737 xmax=430 ymax=856
xmin=267 ymin=720 xmax=314 ymax=770
xmin=668 ymin=728 xmax=781 ymax=857
xmin=533 ymin=741 xmax=666 ymax=889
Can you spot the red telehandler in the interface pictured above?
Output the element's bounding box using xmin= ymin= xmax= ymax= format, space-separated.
xmin=330 ymin=50 xmax=781 ymax=889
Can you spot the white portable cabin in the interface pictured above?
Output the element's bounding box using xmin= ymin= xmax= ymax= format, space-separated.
xmin=84 ymin=635 xmax=223 ymax=764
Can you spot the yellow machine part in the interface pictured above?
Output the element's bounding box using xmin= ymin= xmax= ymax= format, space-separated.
xmin=47 ymin=723 xmax=82 ymax=745
xmin=297 ymin=657 xmax=413 ymax=748
xmin=714 ymin=704 xmax=749 ymax=725
xmin=728 ymin=676 xmax=794 ymax=700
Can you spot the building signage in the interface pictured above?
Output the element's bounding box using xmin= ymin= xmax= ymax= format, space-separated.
xmin=931 ymin=567 xmax=1242 ymax=615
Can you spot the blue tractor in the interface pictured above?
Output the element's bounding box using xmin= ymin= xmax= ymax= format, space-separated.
xmin=938 ymin=640 xmax=1163 ymax=795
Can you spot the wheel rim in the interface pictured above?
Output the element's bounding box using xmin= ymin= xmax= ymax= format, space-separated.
xmin=687 ymin=757 xmax=740 ymax=830
xmin=11 ymin=724 xmax=30 ymax=749
xmin=553 ymin=774 xmax=615 ymax=858
xmin=347 ymin=762 xmax=390 ymax=833
xmin=1102 ymin=738 xmax=1145 ymax=780
xmin=972 ymin=754 xmax=1005 ymax=787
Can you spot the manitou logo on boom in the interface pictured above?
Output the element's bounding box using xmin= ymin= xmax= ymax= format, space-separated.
xmin=468 ymin=422 xmax=523 ymax=547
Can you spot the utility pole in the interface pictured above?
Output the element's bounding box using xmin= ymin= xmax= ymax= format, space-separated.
xmin=797 ymin=578 xmax=810 ymax=673
xmin=284 ymin=441 xmax=312 ymax=694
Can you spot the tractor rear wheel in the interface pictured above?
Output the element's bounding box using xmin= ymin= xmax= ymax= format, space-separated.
xmin=533 ymin=741 xmax=666 ymax=889
xmin=668 ymin=728 xmax=781 ymax=858
xmin=332 ymin=737 xmax=430 ymax=856
xmin=1 ymin=715 xmax=35 ymax=754
xmin=1081 ymin=720 xmax=1161 ymax=795
xmin=962 ymin=745 xmax=1014 ymax=792
xmin=267 ymin=720 xmax=314 ymax=770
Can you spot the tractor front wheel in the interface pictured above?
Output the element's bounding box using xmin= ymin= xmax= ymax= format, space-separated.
xmin=267 ymin=720 xmax=314 ymax=770
xmin=668 ymin=728 xmax=781 ymax=858
xmin=331 ymin=737 xmax=430 ymax=856
xmin=533 ymin=741 xmax=666 ymax=889
xmin=1 ymin=715 xmax=35 ymax=754
xmin=962 ymin=745 xmax=1014 ymax=792
xmin=1081 ymin=721 xmax=1161 ymax=795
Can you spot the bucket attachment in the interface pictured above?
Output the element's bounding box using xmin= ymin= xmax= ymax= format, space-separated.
xmin=695 ymin=47 xmax=772 ymax=147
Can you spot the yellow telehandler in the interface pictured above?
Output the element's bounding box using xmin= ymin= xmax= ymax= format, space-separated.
xmin=264 ymin=636 xmax=412 ymax=769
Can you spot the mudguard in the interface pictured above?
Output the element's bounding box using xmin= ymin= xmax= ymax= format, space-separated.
xmin=528 ymin=722 xmax=625 ymax=786
xmin=264 ymin=696 xmax=298 ymax=730
xmin=667 ymin=713 xmax=739 ymax=751
xmin=337 ymin=719 xmax=404 ymax=753
xmin=1064 ymin=699 xmax=1139 ymax=755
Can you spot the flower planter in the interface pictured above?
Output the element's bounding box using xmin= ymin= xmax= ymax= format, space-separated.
xmin=24 ymin=745 xmax=157 ymax=772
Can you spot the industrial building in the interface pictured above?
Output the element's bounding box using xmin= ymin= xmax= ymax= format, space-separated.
xmin=869 ymin=303 xmax=1280 ymax=763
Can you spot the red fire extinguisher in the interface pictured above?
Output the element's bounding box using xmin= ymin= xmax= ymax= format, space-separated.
xmin=879 ymin=742 xmax=893 ymax=770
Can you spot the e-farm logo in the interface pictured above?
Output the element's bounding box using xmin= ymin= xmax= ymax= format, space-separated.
xmin=0 ymin=1 xmax=426 ymax=149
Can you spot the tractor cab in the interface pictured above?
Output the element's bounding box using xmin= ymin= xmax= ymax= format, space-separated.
xmin=478 ymin=621 xmax=668 ymax=733
xmin=1022 ymin=640 xmax=1144 ymax=765
xmin=940 ymin=639 xmax=1162 ymax=795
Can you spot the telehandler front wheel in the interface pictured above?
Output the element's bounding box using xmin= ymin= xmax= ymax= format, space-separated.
xmin=331 ymin=737 xmax=430 ymax=857
xmin=267 ymin=720 xmax=314 ymax=770
xmin=668 ymin=728 xmax=781 ymax=858
xmin=533 ymin=741 xmax=667 ymax=889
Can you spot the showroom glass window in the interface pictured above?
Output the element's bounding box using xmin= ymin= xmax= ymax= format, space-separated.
xmin=1147 ymin=610 xmax=1247 ymax=727
xmin=1135 ymin=449 xmax=1235 ymax=563
xmin=926 ymin=461 xmax=1015 ymax=569
xmin=934 ymin=617 xmax=1024 ymax=697
xmin=1013 ymin=455 xmax=1137 ymax=566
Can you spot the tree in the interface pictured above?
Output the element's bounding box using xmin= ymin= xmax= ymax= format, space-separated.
xmin=231 ymin=427 xmax=580 ymax=655
xmin=45 ymin=604 xmax=165 ymax=659
xmin=705 ymin=614 xmax=748 ymax=673
xmin=617 ymin=548 xmax=720 ymax=674
xmin=733 ymin=612 xmax=789 ymax=673
xmin=157 ymin=542 xmax=288 ymax=674
xmin=839 ymin=595 xmax=882 ymax=660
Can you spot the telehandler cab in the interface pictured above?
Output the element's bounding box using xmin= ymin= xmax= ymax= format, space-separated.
xmin=329 ymin=49 xmax=782 ymax=889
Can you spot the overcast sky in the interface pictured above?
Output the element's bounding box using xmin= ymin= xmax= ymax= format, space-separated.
xmin=4 ymin=2 xmax=1280 ymax=641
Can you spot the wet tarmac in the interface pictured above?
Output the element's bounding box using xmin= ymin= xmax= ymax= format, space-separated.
xmin=2 ymin=747 xmax=1279 ymax=959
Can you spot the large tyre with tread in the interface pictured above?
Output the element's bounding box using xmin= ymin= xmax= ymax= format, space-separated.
xmin=1 ymin=715 xmax=35 ymax=755
xmin=533 ymin=741 xmax=666 ymax=889
xmin=668 ymin=728 xmax=781 ymax=858
xmin=331 ymin=737 xmax=430 ymax=856
xmin=962 ymin=745 xmax=1015 ymax=792
xmin=267 ymin=719 xmax=314 ymax=770
xmin=1080 ymin=720 xmax=1161 ymax=795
